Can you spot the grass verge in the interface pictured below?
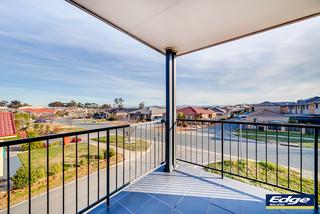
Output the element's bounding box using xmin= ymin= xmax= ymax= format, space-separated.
xmin=205 ymin=160 xmax=318 ymax=202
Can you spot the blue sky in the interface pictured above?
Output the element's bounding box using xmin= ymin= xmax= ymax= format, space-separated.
xmin=0 ymin=0 xmax=319 ymax=107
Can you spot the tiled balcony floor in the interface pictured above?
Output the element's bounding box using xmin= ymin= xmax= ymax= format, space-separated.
xmin=89 ymin=162 xmax=314 ymax=214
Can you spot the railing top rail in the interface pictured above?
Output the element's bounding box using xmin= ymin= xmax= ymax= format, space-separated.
xmin=0 ymin=120 xmax=166 ymax=147
xmin=177 ymin=118 xmax=320 ymax=129
xmin=0 ymin=123 xmax=130 ymax=147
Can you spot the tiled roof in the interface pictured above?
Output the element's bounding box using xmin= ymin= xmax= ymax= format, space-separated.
xmin=20 ymin=107 xmax=56 ymax=114
xmin=0 ymin=112 xmax=16 ymax=138
xmin=177 ymin=106 xmax=213 ymax=115
xmin=247 ymin=109 xmax=285 ymax=117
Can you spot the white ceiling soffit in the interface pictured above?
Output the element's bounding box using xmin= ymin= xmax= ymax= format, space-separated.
xmin=67 ymin=0 xmax=320 ymax=56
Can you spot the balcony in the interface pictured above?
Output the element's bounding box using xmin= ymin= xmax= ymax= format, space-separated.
xmin=1 ymin=120 xmax=319 ymax=214
xmin=1 ymin=1 xmax=320 ymax=213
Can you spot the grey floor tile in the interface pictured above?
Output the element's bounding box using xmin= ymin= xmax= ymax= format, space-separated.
xmin=175 ymin=196 xmax=211 ymax=214
xmin=136 ymin=198 xmax=173 ymax=214
xmin=117 ymin=192 xmax=152 ymax=212
xmin=154 ymin=193 xmax=185 ymax=208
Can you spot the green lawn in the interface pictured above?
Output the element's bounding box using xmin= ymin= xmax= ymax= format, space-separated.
xmin=234 ymin=129 xmax=315 ymax=148
xmin=206 ymin=160 xmax=317 ymax=202
xmin=18 ymin=142 xmax=109 ymax=172
xmin=91 ymin=135 xmax=149 ymax=151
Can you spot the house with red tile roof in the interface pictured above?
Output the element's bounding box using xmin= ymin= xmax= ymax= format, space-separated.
xmin=177 ymin=106 xmax=214 ymax=120
xmin=0 ymin=112 xmax=17 ymax=178
xmin=19 ymin=107 xmax=56 ymax=117
xmin=0 ymin=112 xmax=17 ymax=139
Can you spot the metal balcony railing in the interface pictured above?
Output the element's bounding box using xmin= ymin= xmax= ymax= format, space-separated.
xmin=0 ymin=121 xmax=165 ymax=214
xmin=176 ymin=118 xmax=320 ymax=209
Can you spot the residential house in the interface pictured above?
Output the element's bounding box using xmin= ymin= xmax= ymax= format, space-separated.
xmin=19 ymin=106 xmax=56 ymax=118
xmin=0 ymin=112 xmax=17 ymax=178
xmin=205 ymin=107 xmax=227 ymax=120
xmin=246 ymin=109 xmax=289 ymax=131
xmin=253 ymin=101 xmax=294 ymax=113
xmin=290 ymin=96 xmax=320 ymax=115
xmin=107 ymin=107 xmax=139 ymax=121
xmin=129 ymin=106 xmax=165 ymax=121
xmin=177 ymin=106 xmax=214 ymax=120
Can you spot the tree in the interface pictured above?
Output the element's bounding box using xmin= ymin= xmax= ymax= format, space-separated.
xmin=114 ymin=98 xmax=119 ymax=107
xmin=139 ymin=102 xmax=145 ymax=109
xmin=0 ymin=100 xmax=8 ymax=107
xmin=101 ymin=104 xmax=111 ymax=109
xmin=67 ymin=100 xmax=77 ymax=107
xmin=8 ymin=100 xmax=22 ymax=108
xmin=118 ymin=98 xmax=124 ymax=108
xmin=48 ymin=101 xmax=64 ymax=107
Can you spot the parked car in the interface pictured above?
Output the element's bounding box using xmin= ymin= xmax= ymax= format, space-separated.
xmin=35 ymin=119 xmax=47 ymax=123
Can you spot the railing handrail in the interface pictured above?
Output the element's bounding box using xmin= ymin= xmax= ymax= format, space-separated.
xmin=0 ymin=121 xmax=165 ymax=147
xmin=177 ymin=118 xmax=320 ymax=129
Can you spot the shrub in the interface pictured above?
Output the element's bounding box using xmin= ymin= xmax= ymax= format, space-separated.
xmin=50 ymin=164 xmax=62 ymax=176
xmin=71 ymin=137 xmax=82 ymax=143
xmin=12 ymin=167 xmax=46 ymax=189
xmin=102 ymin=148 xmax=115 ymax=159
xmin=20 ymin=141 xmax=45 ymax=151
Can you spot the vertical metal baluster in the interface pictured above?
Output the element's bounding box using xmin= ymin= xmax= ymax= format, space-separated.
xmin=196 ymin=123 xmax=198 ymax=164
xmin=180 ymin=121 xmax=182 ymax=160
xmin=76 ymin=135 xmax=78 ymax=212
xmin=229 ymin=124 xmax=232 ymax=173
xmin=28 ymin=141 xmax=31 ymax=214
xmin=122 ymin=128 xmax=125 ymax=186
xmin=246 ymin=126 xmax=248 ymax=177
xmin=158 ymin=123 xmax=160 ymax=165
xmin=106 ymin=130 xmax=110 ymax=207
xmin=190 ymin=124 xmax=192 ymax=163
xmin=237 ymin=125 xmax=240 ymax=175
xmin=129 ymin=128 xmax=131 ymax=182
xmin=208 ymin=122 xmax=210 ymax=168
xmin=6 ymin=145 xmax=10 ymax=214
xmin=62 ymin=138 xmax=65 ymax=214
xmin=116 ymin=129 xmax=118 ymax=189
xmin=255 ymin=125 xmax=258 ymax=180
xmin=300 ymin=128 xmax=303 ymax=192
xmin=145 ymin=125 xmax=147 ymax=172
xmin=214 ymin=123 xmax=217 ymax=169
xmin=149 ymin=124 xmax=152 ymax=170
xmin=154 ymin=124 xmax=156 ymax=168
xmin=314 ymin=128 xmax=318 ymax=210
xmin=87 ymin=133 xmax=90 ymax=207
xmin=202 ymin=122 xmax=204 ymax=166
xmin=276 ymin=128 xmax=279 ymax=186
xmin=221 ymin=123 xmax=224 ymax=178
xmin=140 ymin=125 xmax=142 ymax=176
xmin=185 ymin=122 xmax=187 ymax=161
xmin=46 ymin=139 xmax=49 ymax=214
xmin=97 ymin=132 xmax=100 ymax=200
xmin=265 ymin=126 xmax=268 ymax=183
xmin=135 ymin=126 xmax=137 ymax=179
xmin=288 ymin=127 xmax=290 ymax=188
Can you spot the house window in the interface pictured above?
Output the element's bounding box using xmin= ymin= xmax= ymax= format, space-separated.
xmin=316 ymin=103 xmax=319 ymax=109
xmin=306 ymin=105 xmax=308 ymax=109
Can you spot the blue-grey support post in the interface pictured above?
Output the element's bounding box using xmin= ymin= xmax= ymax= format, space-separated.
xmin=165 ymin=49 xmax=177 ymax=172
